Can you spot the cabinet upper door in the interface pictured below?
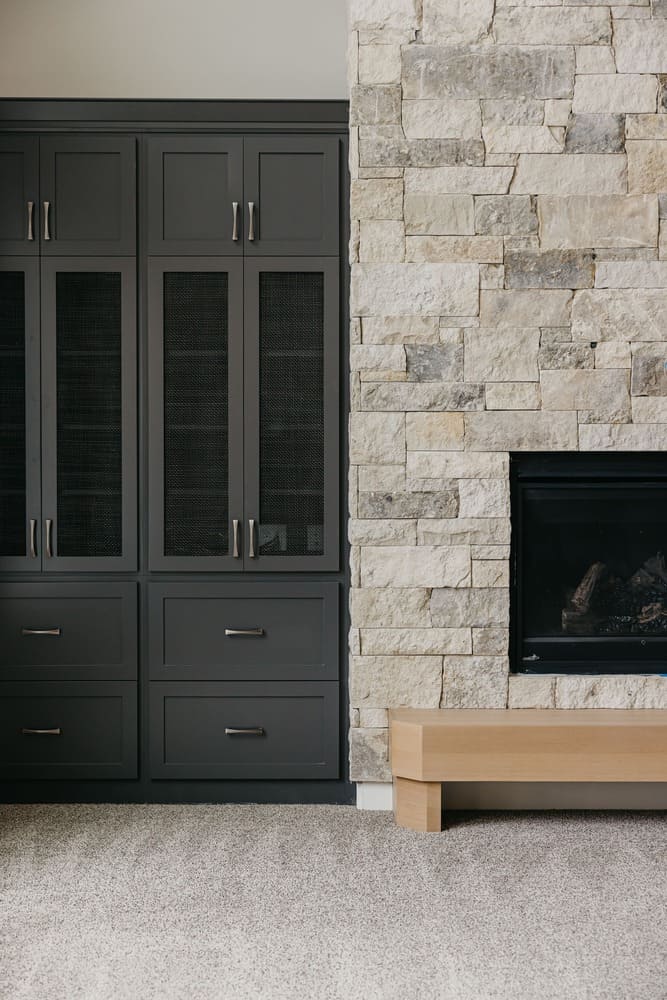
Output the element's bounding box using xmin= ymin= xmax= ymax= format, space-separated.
xmin=40 ymin=136 xmax=136 ymax=255
xmin=243 ymin=136 xmax=340 ymax=256
xmin=243 ymin=258 xmax=339 ymax=571
xmin=146 ymin=137 xmax=243 ymax=255
xmin=40 ymin=258 xmax=137 ymax=572
xmin=0 ymin=259 xmax=41 ymax=571
xmin=0 ymin=137 xmax=39 ymax=255
xmin=148 ymin=257 xmax=244 ymax=571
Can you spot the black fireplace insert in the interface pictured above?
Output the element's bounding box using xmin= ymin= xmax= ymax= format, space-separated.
xmin=511 ymin=453 xmax=667 ymax=675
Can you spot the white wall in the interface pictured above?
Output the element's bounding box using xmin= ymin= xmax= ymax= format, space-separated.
xmin=0 ymin=0 xmax=348 ymax=99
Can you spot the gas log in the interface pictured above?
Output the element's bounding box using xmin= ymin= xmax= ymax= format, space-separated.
xmin=562 ymin=553 xmax=667 ymax=636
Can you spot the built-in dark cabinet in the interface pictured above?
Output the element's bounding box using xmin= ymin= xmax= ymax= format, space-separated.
xmin=0 ymin=135 xmax=135 ymax=255
xmin=0 ymin=259 xmax=41 ymax=572
xmin=0 ymin=137 xmax=38 ymax=254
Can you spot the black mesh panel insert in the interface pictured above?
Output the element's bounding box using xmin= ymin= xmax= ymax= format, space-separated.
xmin=163 ymin=272 xmax=229 ymax=557
xmin=0 ymin=272 xmax=26 ymax=556
xmin=259 ymin=272 xmax=324 ymax=557
xmin=56 ymin=272 xmax=122 ymax=557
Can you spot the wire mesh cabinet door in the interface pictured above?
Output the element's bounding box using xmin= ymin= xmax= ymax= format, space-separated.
xmin=148 ymin=258 xmax=244 ymax=571
xmin=40 ymin=258 xmax=137 ymax=572
xmin=0 ymin=258 xmax=42 ymax=571
xmin=243 ymin=258 xmax=339 ymax=571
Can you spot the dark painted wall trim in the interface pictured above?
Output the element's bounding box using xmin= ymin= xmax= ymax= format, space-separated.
xmin=0 ymin=99 xmax=350 ymax=132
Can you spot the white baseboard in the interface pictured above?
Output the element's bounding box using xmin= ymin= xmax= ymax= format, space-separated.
xmin=355 ymin=782 xmax=393 ymax=811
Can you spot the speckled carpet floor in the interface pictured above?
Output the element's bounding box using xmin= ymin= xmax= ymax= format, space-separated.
xmin=1 ymin=805 xmax=666 ymax=1000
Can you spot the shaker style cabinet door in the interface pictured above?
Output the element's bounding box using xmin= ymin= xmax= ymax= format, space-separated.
xmin=0 ymin=259 xmax=41 ymax=571
xmin=40 ymin=136 xmax=136 ymax=255
xmin=147 ymin=258 xmax=244 ymax=570
xmin=39 ymin=258 xmax=137 ymax=572
xmin=0 ymin=136 xmax=39 ymax=255
xmin=146 ymin=137 xmax=243 ymax=255
xmin=243 ymin=259 xmax=339 ymax=571
xmin=243 ymin=136 xmax=340 ymax=256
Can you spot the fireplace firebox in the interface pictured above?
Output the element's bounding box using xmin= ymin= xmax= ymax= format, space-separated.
xmin=511 ymin=453 xmax=667 ymax=675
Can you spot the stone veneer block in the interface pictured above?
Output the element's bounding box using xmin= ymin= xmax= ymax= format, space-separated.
xmin=358 ymin=490 xmax=459 ymax=518
xmin=402 ymin=99 xmax=482 ymax=140
xmin=458 ymin=479 xmax=511 ymax=517
xmin=404 ymin=194 xmax=475 ymax=235
xmin=632 ymin=396 xmax=667 ymax=421
xmin=480 ymin=289 xmax=572 ymax=327
xmin=572 ymin=75 xmax=658 ymax=114
xmin=627 ymin=142 xmax=667 ymax=195
xmin=465 ymin=410 xmax=578 ymax=450
xmin=572 ymin=289 xmax=667 ymax=341
xmin=349 ymin=520 xmax=417 ymax=546
xmin=405 ymin=165 xmax=514 ymax=196
xmin=504 ymin=250 xmax=594 ymax=289
xmin=630 ymin=345 xmax=667 ymax=396
xmin=350 ymin=0 xmax=421 ymax=31
xmin=350 ymin=85 xmax=402 ymax=125
xmin=441 ymin=656 xmax=509 ymax=708
xmin=358 ymin=45 xmax=402 ymax=85
xmin=614 ymin=20 xmax=667 ymax=73
xmin=482 ymin=99 xmax=544 ymax=126
xmin=350 ymin=588 xmax=432 ymax=628
xmin=564 ymin=115 xmax=625 ymax=155
xmin=626 ymin=116 xmax=667 ymax=141
xmin=361 ymin=545 xmax=471 ymax=588
xmin=350 ymin=178 xmax=404 ymax=220
xmin=475 ymin=195 xmax=537 ymax=236
xmin=405 ymin=412 xmax=465 ymax=450
xmin=406 ymin=235 xmax=503 ymax=263
xmin=359 ymin=126 xmax=484 ymax=168
xmin=362 ymin=316 xmax=441 ymax=345
xmin=351 ymin=263 xmax=479 ymax=316
xmin=360 ymin=381 xmax=484 ymax=411
xmin=483 ymin=125 xmax=563 ymax=154
xmin=508 ymin=676 xmax=556 ymax=709
xmin=359 ymin=221 xmax=406 ymax=262
xmin=350 ymin=655 xmax=443 ymax=708
xmin=541 ymin=369 xmax=631 ymax=423
xmin=360 ymin=627 xmax=472 ymax=655
xmin=417 ymin=517 xmax=511 ymax=546
xmin=421 ymin=0 xmax=494 ymax=44
xmin=405 ymin=344 xmax=464 ymax=382
xmin=596 ymin=262 xmax=667 ymax=288
xmin=402 ymin=45 xmax=575 ymax=101
xmin=349 ymin=728 xmax=391 ymax=782
xmin=512 ymin=155 xmax=627 ymax=195
xmin=430 ymin=587 xmax=510 ymax=627
xmin=464 ymin=328 xmax=540 ymax=381
xmin=538 ymin=196 xmax=658 ymax=249
xmin=485 ymin=382 xmax=541 ymax=409
xmin=349 ymin=411 xmax=406 ymax=465
xmin=494 ymin=8 xmax=611 ymax=46
xmin=575 ymin=46 xmax=617 ymax=75
xmin=579 ymin=423 xmax=667 ymax=449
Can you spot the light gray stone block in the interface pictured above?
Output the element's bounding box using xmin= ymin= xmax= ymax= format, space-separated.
xmin=405 ymin=194 xmax=475 ymax=236
xmin=350 ymin=655 xmax=443 ymax=708
xmin=359 ymin=220 xmax=406 ymax=262
xmin=555 ymin=675 xmax=648 ymax=709
xmin=541 ymin=369 xmax=631 ymax=422
xmin=359 ymin=490 xmax=459 ymax=518
xmin=458 ymin=479 xmax=511 ymax=517
xmin=494 ymin=7 xmax=611 ymax=45
xmin=538 ymin=196 xmax=658 ymax=250
xmin=406 ymin=235 xmax=503 ymax=262
xmin=351 ymin=178 xmax=404 ymax=220
xmin=505 ymin=250 xmax=594 ymax=289
xmin=358 ymin=44 xmax=402 ymax=85
xmin=480 ymin=290 xmax=573 ymax=327
xmin=538 ymin=344 xmax=594 ymax=369
xmin=405 ymin=344 xmax=464 ymax=382
xmin=406 ymin=412 xmax=465 ymax=450
xmin=481 ymin=99 xmax=544 ymax=125
xmin=596 ymin=261 xmax=667 ymax=288
xmin=508 ymin=676 xmax=556 ymax=709
xmin=406 ymin=165 xmax=514 ymax=195
xmin=362 ymin=545 xmax=471 ymax=588
xmin=403 ymin=99 xmax=482 ymax=140
xmin=350 ymin=587 xmax=432 ymax=627
xmin=632 ymin=396 xmax=667 ymax=421
xmin=441 ymin=656 xmax=509 ymax=708
xmin=483 ymin=125 xmax=562 ymax=154
xmin=464 ymin=327 xmax=540 ymax=381
xmin=422 ymin=0 xmax=494 ymax=43
xmin=349 ymin=728 xmax=391 ymax=782
xmin=572 ymin=74 xmax=657 ymax=113
xmin=614 ymin=20 xmax=667 ymax=73
xmin=578 ymin=423 xmax=667 ymax=449
xmin=360 ymin=627 xmax=472 ymax=655
xmin=430 ymin=587 xmax=510 ymax=627
xmin=359 ymin=127 xmax=484 ymax=168
xmin=349 ymin=520 xmax=417 ymax=546
xmin=417 ymin=518 xmax=511 ymax=546
xmin=350 ymin=85 xmax=402 ymax=125
xmin=362 ymin=316 xmax=440 ymax=345
xmin=360 ymin=381 xmax=485 ymax=411
xmin=465 ymin=410 xmax=579 ymax=450
xmin=472 ymin=627 xmax=509 ymax=656
xmin=485 ymin=382 xmax=540 ymax=409
xmin=402 ymin=45 xmax=575 ymax=100
xmin=351 ymin=263 xmax=479 ymax=317
xmin=564 ymin=115 xmax=625 ymax=154
xmin=407 ymin=451 xmax=508 ymax=481
xmin=350 ymin=0 xmax=421 ymax=31
xmin=350 ymin=411 xmax=406 ymax=465
xmin=631 ymin=345 xmax=667 ymax=396
xmin=474 ymin=195 xmax=537 ymax=236
xmin=512 ymin=154 xmax=627 ymax=195
xmin=627 ymin=142 xmax=667 ymax=195
xmin=572 ymin=289 xmax=667 ymax=341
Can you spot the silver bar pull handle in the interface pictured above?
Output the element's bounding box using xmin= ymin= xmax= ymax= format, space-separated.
xmin=27 ymin=201 xmax=34 ymax=241
xmin=232 ymin=201 xmax=239 ymax=241
xmin=248 ymin=201 xmax=255 ymax=241
xmin=45 ymin=519 xmax=53 ymax=559
xmin=21 ymin=727 xmax=62 ymax=736
xmin=22 ymin=627 xmax=62 ymax=637
xmin=248 ymin=518 xmax=256 ymax=558
xmin=224 ymin=627 xmax=265 ymax=638
xmin=225 ymin=727 xmax=264 ymax=737
xmin=29 ymin=519 xmax=37 ymax=558
xmin=43 ymin=201 xmax=51 ymax=241
xmin=232 ymin=518 xmax=240 ymax=558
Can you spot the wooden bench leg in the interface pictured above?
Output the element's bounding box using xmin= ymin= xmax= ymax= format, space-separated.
xmin=393 ymin=776 xmax=442 ymax=832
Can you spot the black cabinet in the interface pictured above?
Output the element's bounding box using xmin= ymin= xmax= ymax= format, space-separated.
xmin=0 ymin=137 xmax=38 ymax=254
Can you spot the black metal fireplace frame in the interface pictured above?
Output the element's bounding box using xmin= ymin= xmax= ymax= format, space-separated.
xmin=510 ymin=452 xmax=667 ymax=676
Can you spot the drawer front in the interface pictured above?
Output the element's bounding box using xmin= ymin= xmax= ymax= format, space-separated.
xmin=0 ymin=583 xmax=137 ymax=680
xmin=150 ymin=682 xmax=339 ymax=779
xmin=0 ymin=681 xmax=137 ymax=779
xmin=149 ymin=583 xmax=338 ymax=681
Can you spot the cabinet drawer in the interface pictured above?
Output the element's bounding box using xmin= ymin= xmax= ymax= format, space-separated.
xmin=150 ymin=682 xmax=339 ymax=779
xmin=0 ymin=681 xmax=137 ymax=779
xmin=0 ymin=584 xmax=137 ymax=680
xmin=149 ymin=583 xmax=338 ymax=681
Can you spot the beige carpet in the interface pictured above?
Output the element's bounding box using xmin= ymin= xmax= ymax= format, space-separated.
xmin=1 ymin=805 xmax=666 ymax=1000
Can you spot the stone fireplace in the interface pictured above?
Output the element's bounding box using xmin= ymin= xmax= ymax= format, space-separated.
xmin=347 ymin=0 xmax=667 ymax=788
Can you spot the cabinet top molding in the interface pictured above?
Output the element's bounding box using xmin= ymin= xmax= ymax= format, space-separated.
xmin=0 ymin=100 xmax=350 ymax=133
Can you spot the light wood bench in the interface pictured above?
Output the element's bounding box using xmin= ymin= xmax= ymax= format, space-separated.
xmin=390 ymin=708 xmax=667 ymax=831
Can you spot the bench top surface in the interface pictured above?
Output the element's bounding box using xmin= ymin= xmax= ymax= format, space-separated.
xmin=389 ymin=708 xmax=667 ymax=729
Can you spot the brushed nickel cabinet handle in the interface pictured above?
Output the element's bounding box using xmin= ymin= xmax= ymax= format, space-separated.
xmin=248 ymin=518 xmax=256 ymax=558
xmin=224 ymin=628 xmax=265 ymax=637
xmin=224 ymin=727 xmax=264 ymax=737
xmin=232 ymin=518 xmax=240 ymax=558
xmin=27 ymin=201 xmax=34 ymax=241
xmin=232 ymin=201 xmax=239 ymax=241
xmin=43 ymin=201 xmax=51 ymax=241
xmin=45 ymin=519 xmax=53 ymax=558
xmin=21 ymin=727 xmax=62 ymax=736
xmin=248 ymin=201 xmax=255 ymax=241
xmin=29 ymin=519 xmax=37 ymax=558
xmin=21 ymin=627 xmax=62 ymax=637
